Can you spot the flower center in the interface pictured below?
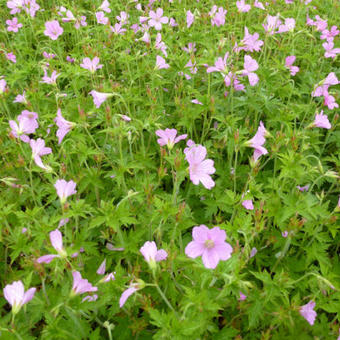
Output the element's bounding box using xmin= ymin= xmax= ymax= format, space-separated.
xmin=204 ymin=239 xmax=215 ymax=249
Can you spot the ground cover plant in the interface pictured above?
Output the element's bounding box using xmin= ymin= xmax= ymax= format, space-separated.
xmin=0 ymin=0 xmax=339 ymax=339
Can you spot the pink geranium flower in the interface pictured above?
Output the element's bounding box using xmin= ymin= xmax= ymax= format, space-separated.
xmin=185 ymin=225 xmax=233 ymax=269
xmin=148 ymin=8 xmax=168 ymax=30
xmin=278 ymin=18 xmax=295 ymax=33
xmin=44 ymin=20 xmax=63 ymax=40
xmin=9 ymin=110 xmax=38 ymax=143
xmin=41 ymin=69 xmax=60 ymax=85
xmin=119 ymin=285 xmax=138 ymax=307
xmin=322 ymin=41 xmax=340 ymax=59
xmin=242 ymin=55 xmax=259 ymax=86
xmin=6 ymin=52 xmax=16 ymax=63
xmin=110 ymin=23 xmax=126 ymax=35
xmin=246 ymin=121 xmax=268 ymax=161
xmin=0 ymin=78 xmax=7 ymax=94
xmin=6 ymin=17 xmax=23 ymax=32
xmin=239 ymin=292 xmax=247 ymax=301
xmin=99 ymin=0 xmax=111 ymax=13
xmin=96 ymin=259 xmax=106 ymax=275
xmin=299 ymin=300 xmax=317 ymax=325
xmin=186 ymin=10 xmax=194 ymax=28
xmin=263 ymin=15 xmax=281 ymax=34
xmin=242 ymin=199 xmax=254 ymax=210
xmin=30 ymin=138 xmax=52 ymax=170
xmin=254 ymin=0 xmax=265 ymax=9
xmin=155 ymin=128 xmax=187 ymax=149
xmin=37 ymin=229 xmax=67 ymax=264
xmin=7 ymin=0 xmax=24 ymax=15
xmin=71 ymin=271 xmax=98 ymax=296
xmin=54 ymin=109 xmax=75 ymax=144
xmin=209 ymin=6 xmax=227 ymax=27
xmin=236 ymin=0 xmax=251 ymax=12
xmin=89 ymin=90 xmax=113 ymax=108
xmin=3 ymin=280 xmax=36 ymax=315
xmin=13 ymin=91 xmax=27 ymax=104
xmin=140 ymin=241 xmax=167 ymax=269
xmin=235 ymin=27 xmax=263 ymax=52
xmin=313 ymin=111 xmax=331 ymax=129
xmin=207 ymin=52 xmax=229 ymax=74
xmin=80 ymin=57 xmax=103 ymax=73
xmin=184 ymin=144 xmax=216 ymax=189
xmin=54 ymin=179 xmax=77 ymax=204
xmin=155 ymin=55 xmax=169 ymax=70
xmin=285 ymin=56 xmax=299 ymax=76
xmin=95 ymin=11 xmax=108 ymax=25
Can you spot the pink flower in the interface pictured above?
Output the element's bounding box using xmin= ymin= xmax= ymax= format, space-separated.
xmin=155 ymin=33 xmax=167 ymax=57
xmin=54 ymin=179 xmax=77 ymax=204
xmin=23 ymin=0 xmax=40 ymax=18
xmin=96 ymin=11 xmax=108 ymax=25
xmin=242 ymin=55 xmax=259 ymax=86
xmin=75 ymin=16 xmax=87 ymax=29
xmin=185 ymin=225 xmax=233 ymax=269
xmin=207 ymin=52 xmax=229 ymax=74
xmin=254 ymin=0 xmax=265 ymax=9
xmin=155 ymin=55 xmax=169 ymax=70
xmin=191 ymin=99 xmax=203 ymax=105
xmin=313 ymin=111 xmax=331 ymax=129
xmin=99 ymin=0 xmax=111 ymax=13
xmin=156 ymin=128 xmax=187 ymax=149
xmin=9 ymin=110 xmax=38 ymax=143
xmin=297 ymin=184 xmax=309 ymax=192
xmin=7 ymin=0 xmax=24 ymax=15
xmin=239 ymin=292 xmax=247 ymax=301
xmin=282 ymin=231 xmax=288 ymax=237
xmin=140 ymin=241 xmax=167 ymax=268
xmin=322 ymin=41 xmax=340 ymax=59
xmin=54 ymin=109 xmax=75 ymax=144
xmin=3 ymin=280 xmax=36 ymax=314
xmin=0 ymin=78 xmax=7 ymax=94
xmin=30 ymin=138 xmax=52 ymax=170
xmin=209 ymin=6 xmax=227 ymax=27
xmin=263 ymin=15 xmax=281 ymax=34
xmin=148 ymin=8 xmax=168 ymax=30
xmin=71 ymin=271 xmax=98 ymax=296
xmin=185 ymin=144 xmax=216 ymax=189
xmin=285 ymin=56 xmax=299 ymax=76
xmin=89 ymin=90 xmax=112 ymax=108
xmin=6 ymin=17 xmax=23 ymax=32
xmin=278 ymin=18 xmax=295 ymax=33
xmin=320 ymin=26 xmax=339 ymax=42
xmin=44 ymin=20 xmax=63 ymax=40
xmin=97 ymin=259 xmax=106 ymax=275
xmin=14 ymin=91 xmax=27 ymax=104
xmin=186 ymin=10 xmax=194 ymax=28
xmin=246 ymin=121 xmax=268 ymax=161
xmin=103 ymin=273 xmax=115 ymax=282
xmin=121 ymin=115 xmax=131 ymax=121
xmin=110 ymin=23 xmax=126 ymax=35
xmin=242 ymin=199 xmax=254 ymax=210
xmin=6 ymin=52 xmax=16 ymax=63
xmin=41 ymin=69 xmax=60 ymax=85
xmin=299 ymin=300 xmax=317 ymax=325
xmin=80 ymin=57 xmax=103 ymax=73
xmin=37 ymin=229 xmax=66 ymax=264
xmin=236 ymin=0 xmax=251 ymax=12
xmin=82 ymin=294 xmax=98 ymax=302
xmin=236 ymin=27 xmax=263 ymax=52
xmin=250 ymin=247 xmax=257 ymax=258
xmin=119 ymin=286 xmax=138 ymax=307
xmin=116 ymin=11 xmax=129 ymax=25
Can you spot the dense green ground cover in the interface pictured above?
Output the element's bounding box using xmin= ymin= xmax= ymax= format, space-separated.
xmin=0 ymin=0 xmax=339 ymax=339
